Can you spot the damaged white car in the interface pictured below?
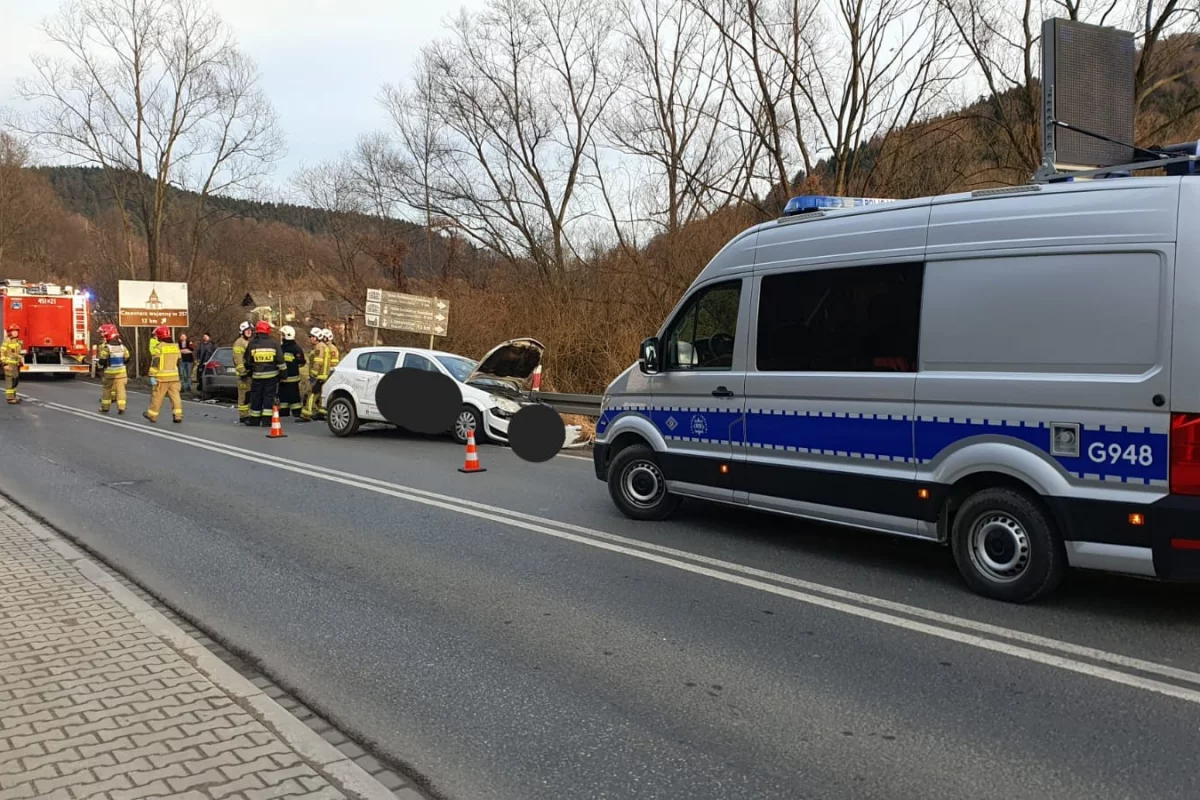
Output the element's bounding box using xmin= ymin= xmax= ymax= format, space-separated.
xmin=322 ymin=338 xmax=581 ymax=447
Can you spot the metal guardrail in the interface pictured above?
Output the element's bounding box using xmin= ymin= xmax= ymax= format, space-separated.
xmin=536 ymin=392 xmax=603 ymax=417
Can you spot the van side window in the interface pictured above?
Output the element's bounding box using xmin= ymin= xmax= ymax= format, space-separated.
xmin=664 ymin=280 xmax=741 ymax=371
xmin=756 ymin=263 xmax=923 ymax=372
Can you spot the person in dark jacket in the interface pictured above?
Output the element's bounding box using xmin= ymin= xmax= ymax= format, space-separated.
xmin=277 ymin=325 xmax=306 ymax=417
xmin=177 ymin=333 xmax=194 ymax=393
xmin=194 ymin=332 xmax=216 ymax=372
xmin=243 ymin=321 xmax=286 ymax=426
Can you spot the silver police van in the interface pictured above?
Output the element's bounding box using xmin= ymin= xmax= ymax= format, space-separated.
xmin=593 ymin=176 xmax=1200 ymax=602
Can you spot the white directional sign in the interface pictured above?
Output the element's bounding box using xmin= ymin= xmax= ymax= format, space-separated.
xmin=364 ymin=289 xmax=449 ymax=336
xmin=118 ymin=280 xmax=189 ymax=327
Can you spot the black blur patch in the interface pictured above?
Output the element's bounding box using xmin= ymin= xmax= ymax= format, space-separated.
xmin=376 ymin=368 xmax=461 ymax=435
xmin=509 ymin=404 xmax=564 ymax=463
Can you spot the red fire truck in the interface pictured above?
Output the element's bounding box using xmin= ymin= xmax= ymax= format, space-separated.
xmin=0 ymin=280 xmax=92 ymax=375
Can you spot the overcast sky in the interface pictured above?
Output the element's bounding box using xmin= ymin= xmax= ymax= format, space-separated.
xmin=0 ymin=0 xmax=485 ymax=196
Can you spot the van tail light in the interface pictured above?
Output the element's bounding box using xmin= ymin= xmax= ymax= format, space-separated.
xmin=1170 ymin=413 xmax=1200 ymax=495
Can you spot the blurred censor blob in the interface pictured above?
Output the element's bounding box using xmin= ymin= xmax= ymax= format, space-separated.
xmin=376 ymin=368 xmax=461 ymax=435
xmin=508 ymin=403 xmax=566 ymax=463
xmin=374 ymin=366 xmax=568 ymax=463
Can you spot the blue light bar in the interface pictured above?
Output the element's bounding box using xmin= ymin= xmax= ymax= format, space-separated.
xmin=782 ymin=195 xmax=896 ymax=217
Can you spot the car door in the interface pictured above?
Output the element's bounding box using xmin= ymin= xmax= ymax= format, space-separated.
xmin=650 ymin=278 xmax=749 ymax=504
xmin=360 ymin=351 xmax=398 ymax=419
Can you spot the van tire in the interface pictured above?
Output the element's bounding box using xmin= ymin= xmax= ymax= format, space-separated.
xmin=607 ymin=445 xmax=681 ymax=521
xmin=950 ymin=488 xmax=1065 ymax=603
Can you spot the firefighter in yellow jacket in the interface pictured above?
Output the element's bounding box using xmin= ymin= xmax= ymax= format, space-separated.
xmin=232 ymin=321 xmax=252 ymax=421
xmin=97 ymin=324 xmax=129 ymax=414
xmin=300 ymin=326 xmax=328 ymax=422
xmin=323 ymin=328 xmax=340 ymax=372
xmin=2 ymin=324 xmax=22 ymax=405
xmin=144 ymin=326 xmax=183 ymax=423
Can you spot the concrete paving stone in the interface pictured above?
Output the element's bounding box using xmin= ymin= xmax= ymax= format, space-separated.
xmin=167 ymin=767 xmax=226 ymax=793
xmin=209 ymin=773 xmax=267 ymax=799
xmin=0 ymin=507 xmax=395 ymax=800
xmin=373 ymin=771 xmax=410 ymax=792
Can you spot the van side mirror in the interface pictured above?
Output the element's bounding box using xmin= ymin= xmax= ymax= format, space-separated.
xmin=639 ymin=337 xmax=660 ymax=375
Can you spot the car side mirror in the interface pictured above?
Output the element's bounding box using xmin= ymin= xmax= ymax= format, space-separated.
xmin=638 ymin=337 xmax=660 ymax=375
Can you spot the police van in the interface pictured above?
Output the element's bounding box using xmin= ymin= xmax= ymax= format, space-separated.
xmin=592 ymin=175 xmax=1200 ymax=602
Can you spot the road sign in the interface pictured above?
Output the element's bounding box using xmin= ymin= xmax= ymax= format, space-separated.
xmin=364 ymin=289 xmax=449 ymax=336
xmin=118 ymin=280 xmax=189 ymax=327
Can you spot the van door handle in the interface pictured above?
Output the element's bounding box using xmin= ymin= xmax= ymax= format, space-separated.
xmin=711 ymin=386 xmax=735 ymax=398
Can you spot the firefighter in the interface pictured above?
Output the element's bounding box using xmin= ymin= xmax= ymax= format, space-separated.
xmin=2 ymin=324 xmax=22 ymax=405
xmin=277 ymin=325 xmax=306 ymax=417
xmin=300 ymin=326 xmax=328 ymax=422
xmin=143 ymin=326 xmax=183 ymax=424
xmin=244 ymin=320 xmax=285 ymax=426
xmin=97 ymin=324 xmax=129 ymax=414
xmin=323 ymin=328 xmax=340 ymax=372
xmin=232 ymin=321 xmax=252 ymax=421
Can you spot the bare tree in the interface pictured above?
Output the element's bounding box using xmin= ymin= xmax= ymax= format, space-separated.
xmin=0 ymin=132 xmax=64 ymax=270
xmin=604 ymin=0 xmax=735 ymax=234
xmin=697 ymin=0 xmax=961 ymax=205
xmin=381 ymin=77 xmax=449 ymax=277
xmin=17 ymin=0 xmax=283 ymax=281
xmin=939 ymin=0 xmax=1200 ymax=181
xmin=393 ymin=0 xmax=618 ymax=285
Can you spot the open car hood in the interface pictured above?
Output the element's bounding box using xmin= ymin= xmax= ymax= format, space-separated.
xmin=466 ymin=337 xmax=545 ymax=393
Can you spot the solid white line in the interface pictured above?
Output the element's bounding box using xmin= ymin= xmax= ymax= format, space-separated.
xmin=26 ymin=394 xmax=1200 ymax=702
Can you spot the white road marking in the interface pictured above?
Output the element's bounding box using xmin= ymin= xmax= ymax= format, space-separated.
xmin=25 ymin=393 xmax=1200 ymax=704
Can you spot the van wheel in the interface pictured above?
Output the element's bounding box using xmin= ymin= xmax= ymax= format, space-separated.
xmin=607 ymin=445 xmax=681 ymax=521
xmin=950 ymin=488 xmax=1065 ymax=603
xmin=326 ymin=396 xmax=359 ymax=437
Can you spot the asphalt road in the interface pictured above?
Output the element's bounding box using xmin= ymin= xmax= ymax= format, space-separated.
xmin=4 ymin=377 xmax=1200 ymax=800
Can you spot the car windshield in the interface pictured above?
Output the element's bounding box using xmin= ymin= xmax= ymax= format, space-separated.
xmin=436 ymin=355 xmax=477 ymax=383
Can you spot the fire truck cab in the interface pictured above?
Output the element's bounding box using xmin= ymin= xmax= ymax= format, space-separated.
xmin=0 ymin=279 xmax=92 ymax=375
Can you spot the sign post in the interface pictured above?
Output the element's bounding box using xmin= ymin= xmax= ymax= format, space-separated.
xmin=364 ymin=289 xmax=449 ymax=342
xmin=119 ymin=281 xmax=189 ymax=376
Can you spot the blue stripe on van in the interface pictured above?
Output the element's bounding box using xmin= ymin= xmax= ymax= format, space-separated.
xmin=598 ymin=407 xmax=1169 ymax=483
xmin=748 ymin=410 xmax=912 ymax=460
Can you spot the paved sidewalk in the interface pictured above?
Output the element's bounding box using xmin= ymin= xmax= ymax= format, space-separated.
xmin=0 ymin=498 xmax=409 ymax=800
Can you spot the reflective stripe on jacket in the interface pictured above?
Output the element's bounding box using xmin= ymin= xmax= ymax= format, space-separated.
xmin=99 ymin=343 xmax=128 ymax=376
xmin=246 ymin=334 xmax=285 ymax=380
xmin=232 ymin=335 xmax=251 ymax=379
xmin=311 ymin=342 xmax=329 ymax=380
xmin=282 ymin=340 xmax=305 ymax=383
xmin=1 ymin=337 xmax=21 ymax=366
xmin=150 ymin=342 xmax=182 ymax=380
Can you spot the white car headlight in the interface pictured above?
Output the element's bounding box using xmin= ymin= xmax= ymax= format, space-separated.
xmin=492 ymin=396 xmax=521 ymax=415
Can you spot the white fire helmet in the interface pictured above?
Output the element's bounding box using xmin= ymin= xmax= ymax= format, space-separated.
xmin=321 ymin=328 xmax=333 ymax=341
xmin=280 ymin=325 xmax=296 ymax=341
xmin=238 ymin=321 xmax=251 ymax=333
xmin=309 ymin=326 xmax=323 ymax=339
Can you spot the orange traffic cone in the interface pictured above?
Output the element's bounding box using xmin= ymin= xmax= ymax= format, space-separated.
xmin=265 ymin=404 xmax=287 ymax=439
xmin=458 ymin=430 xmax=486 ymax=474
